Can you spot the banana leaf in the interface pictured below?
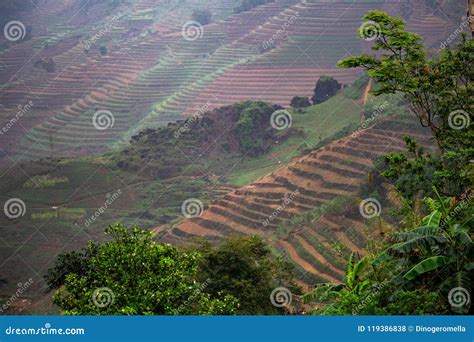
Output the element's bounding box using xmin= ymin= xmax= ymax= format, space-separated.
xmin=403 ymin=256 xmax=453 ymax=281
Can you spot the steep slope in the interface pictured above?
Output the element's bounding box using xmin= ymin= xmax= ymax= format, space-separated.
xmin=160 ymin=118 xmax=433 ymax=284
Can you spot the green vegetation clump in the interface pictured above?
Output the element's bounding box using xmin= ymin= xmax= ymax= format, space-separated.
xmin=312 ymin=76 xmax=342 ymax=104
xmin=48 ymin=225 xmax=239 ymax=315
xmin=234 ymin=0 xmax=274 ymax=14
xmin=363 ymin=93 xmax=405 ymax=119
xmin=115 ymin=101 xmax=285 ymax=177
xmin=34 ymin=58 xmax=56 ymax=73
xmin=236 ymin=101 xmax=281 ymax=157
xmin=290 ymin=96 xmax=312 ymax=109
xmin=187 ymin=235 xmax=297 ymax=314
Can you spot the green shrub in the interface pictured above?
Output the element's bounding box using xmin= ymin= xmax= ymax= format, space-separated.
xmin=312 ymin=76 xmax=341 ymax=104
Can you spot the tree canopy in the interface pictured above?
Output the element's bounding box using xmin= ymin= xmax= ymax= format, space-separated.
xmin=312 ymin=76 xmax=342 ymax=104
xmin=49 ymin=225 xmax=238 ymax=315
xmin=46 ymin=226 xmax=296 ymax=315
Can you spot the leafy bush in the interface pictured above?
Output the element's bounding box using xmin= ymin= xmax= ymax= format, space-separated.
xmin=47 ymin=226 xmax=297 ymax=315
xmin=48 ymin=225 xmax=238 ymax=315
xmin=290 ymin=96 xmax=311 ymax=109
xmin=188 ymin=235 xmax=297 ymax=314
xmin=236 ymin=101 xmax=278 ymax=157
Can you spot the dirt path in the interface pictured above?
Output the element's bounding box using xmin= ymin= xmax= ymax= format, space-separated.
xmin=361 ymin=77 xmax=372 ymax=106
xmin=360 ymin=77 xmax=372 ymax=123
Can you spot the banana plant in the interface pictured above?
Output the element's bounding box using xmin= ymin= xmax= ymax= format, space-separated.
xmin=303 ymin=253 xmax=370 ymax=304
xmin=375 ymin=187 xmax=473 ymax=312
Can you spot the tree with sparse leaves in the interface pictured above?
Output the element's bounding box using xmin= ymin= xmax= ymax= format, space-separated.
xmin=338 ymin=10 xmax=473 ymax=199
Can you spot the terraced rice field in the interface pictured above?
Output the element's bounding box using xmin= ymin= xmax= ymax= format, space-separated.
xmin=0 ymin=0 xmax=455 ymax=163
xmin=161 ymin=118 xmax=434 ymax=284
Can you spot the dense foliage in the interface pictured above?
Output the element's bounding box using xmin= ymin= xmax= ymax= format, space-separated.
xmin=46 ymin=226 xmax=295 ymax=315
xmin=338 ymin=10 xmax=473 ymax=200
xmin=312 ymin=76 xmax=342 ymax=104
xmin=115 ymin=101 xmax=286 ymax=178
xmin=192 ymin=9 xmax=212 ymax=25
xmin=49 ymin=225 xmax=238 ymax=315
xmin=305 ymin=11 xmax=473 ymax=316
xmin=305 ymin=195 xmax=472 ymax=315
xmin=236 ymin=101 xmax=282 ymax=157
xmin=189 ymin=236 xmax=297 ymax=314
